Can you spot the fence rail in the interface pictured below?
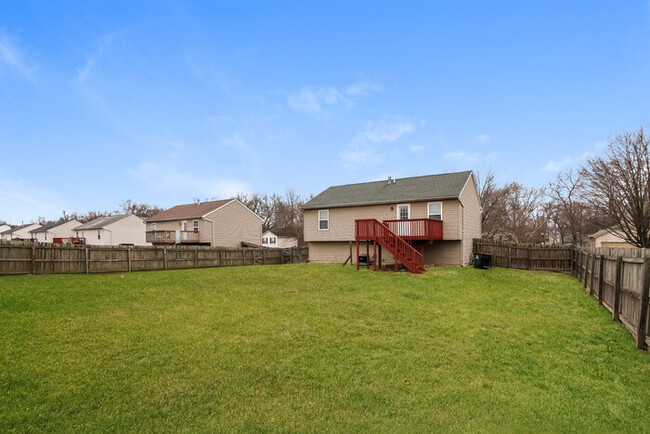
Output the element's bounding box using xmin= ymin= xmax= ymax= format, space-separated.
xmin=0 ymin=242 xmax=308 ymax=276
xmin=473 ymin=239 xmax=649 ymax=352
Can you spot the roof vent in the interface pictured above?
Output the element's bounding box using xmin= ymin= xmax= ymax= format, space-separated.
xmin=387 ymin=176 xmax=396 ymax=185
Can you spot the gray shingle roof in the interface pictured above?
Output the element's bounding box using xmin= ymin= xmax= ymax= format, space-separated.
xmin=30 ymin=220 xmax=80 ymax=233
xmin=303 ymin=171 xmax=473 ymax=210
xmin=75 ymin=215 xmax=131 ymax=230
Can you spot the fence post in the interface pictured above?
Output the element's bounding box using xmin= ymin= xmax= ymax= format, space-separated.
xmin=219 ymin=249 xmax=223 ymax=267
xmin=527 ymin=247 xmax=531 ymax=271
xmin=194 ymin=249 xmax=198 ymax=268
xmin=163 ymin=247 xmax=168 ymax=270
xmin=613 ymin=256 xmax=622 ymax=321
xmin=597 ymin=255 xmax=604 ymax=303
xmin=507 ymin=245 xmax=512 ymax=269
xmin=637 ymin=258 xmax=650 ymax=350
xmin=590 ymin=254 xmax=598 ymax=296
xmin=262 ymin=248 xmax=266 ymax=265
xmin=31 ymin=244 xmax=36 ymax=275
xmin=127 ymin=245 xmax=132 ymax=272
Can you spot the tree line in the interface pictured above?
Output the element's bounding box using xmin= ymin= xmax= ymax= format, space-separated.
xmin=480 ymin=126 xmax=650 ymax=247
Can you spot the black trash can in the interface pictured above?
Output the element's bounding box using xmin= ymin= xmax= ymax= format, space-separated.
xmin=473 ymin=253 xmax=492 ymax=269
xmin=358 ymin=254 xmax=373 ymax=266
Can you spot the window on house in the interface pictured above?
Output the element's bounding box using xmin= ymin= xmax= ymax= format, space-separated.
xmin=262 ymin=237 xmax=268 ymax=244
xmin=193 ymin=220 xmax=199 ymax=232
xmin=270 ymin=237 xmax=276 ymax=244
xmin=182 ymin=220 xmax=188 ymax=231
xmin=152 ymin=223 xmax=157 ymax=231
xmin=318 ymin=210 xmax=329 ymax=230
xmin=98 ymin=232 xmax=101 ymax=240
xmin=44 ymin=233 xmax=47 ymax=241
xmin=428 ymin=202 xmax=442 ymax=220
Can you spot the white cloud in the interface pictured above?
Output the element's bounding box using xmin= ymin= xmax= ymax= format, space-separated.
xmin=542 ymin=152 xmax=592 ymax=172
xmin=286 ymin=80 xmax=381 ymax=118
xmin=362 ymin=120 xmax=416 ymax=143
xmin=220 ymin=133 xmax=255 ymax=155
xmin=409 ymin=145 xmax=425 ymax=154
xmin=344 ymin=80 xmax=382 ymax=96
xmin=339 ymin=118 xmax=418 ymax=168
xmin=0 ymin=172 xmax=66 ymax=223
xmin=474 ymin=134 xmax=490 ymax=144
xmin=130 ymin=155 xmax=249 ymax=199
xmin=287 ymin=86 xmax=351 ymax=117
xmin=0 ymin=31 xmax=33 ymax=77
xmin=77 ymin=33 xmax=115 ymax=83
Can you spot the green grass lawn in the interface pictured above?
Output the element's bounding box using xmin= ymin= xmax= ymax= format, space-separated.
xmin=1 ymin=264 xmax=649 ymax=432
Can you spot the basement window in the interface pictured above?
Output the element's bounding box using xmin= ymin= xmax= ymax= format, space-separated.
xmin=428 ymin=202 xmax=442 ymax=220
xmin=318 ymin=210 xmax=329 ymax=231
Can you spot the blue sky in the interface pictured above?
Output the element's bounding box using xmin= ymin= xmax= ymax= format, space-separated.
xmin=1 ymin=1 xmax=650 ymax=223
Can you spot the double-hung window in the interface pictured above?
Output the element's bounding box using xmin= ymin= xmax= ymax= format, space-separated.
xmin=193 ymin=220 xmax=199 ymax=232
xmin=270 ymin=237 xmax=276 ymax=245
xmin=318 ymin=210 xmax=329 ymax=231
xmin=182 ymin=220 xmax=188 ymax=231
xmin=151 ymin=223 xmax=157 ymax=231
xmin=428 ymin=202 xmax=442 ymax=220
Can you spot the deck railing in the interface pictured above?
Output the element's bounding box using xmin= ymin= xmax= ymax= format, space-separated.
xmin=382 ymin=218 xmax=443 ymax=240
xmin=355 ymin=219 xmax=425 ymax=273
xmin=146 ymin=230 xmax=201 ymax=244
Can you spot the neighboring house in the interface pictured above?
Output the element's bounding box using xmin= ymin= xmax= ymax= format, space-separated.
xmin=262 ymin=228 xmax=298 ymax=248
xmin=0 ymin=224 xmax=10 ymax=235
xmin=303 ymin=171 xmax=481 ymax=267
xmin=29 ymin=220 xmax=83 ymax=243
xmin=146 ymin=199 xmax=263 ymax=247
xmin=0 ymin=223 xmax=42 ymax=241
xmin=588 ymin=228 xmax=635 ymax=248
xmin=74 ymin=215 xmax=147 ymax=246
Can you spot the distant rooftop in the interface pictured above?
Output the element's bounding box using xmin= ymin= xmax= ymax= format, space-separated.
xmin=147 ymin=199 xmax=234 ymax=222
xmin=75 ymin=215 xmax=132 ymax=230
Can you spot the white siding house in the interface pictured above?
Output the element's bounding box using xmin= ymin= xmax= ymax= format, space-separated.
xmin=262 ymin=229 xmax=298 ymax=248
xmin=30 ymin=220 xmax=82 ymax=243
xmin=74 ymin=215 xmax=147 ymax=246
xmin=1 ymin=223 xmax=41 ymax=241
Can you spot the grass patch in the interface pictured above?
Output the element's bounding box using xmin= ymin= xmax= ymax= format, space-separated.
xmin=1 ymin=265 xmax=649 ymax=431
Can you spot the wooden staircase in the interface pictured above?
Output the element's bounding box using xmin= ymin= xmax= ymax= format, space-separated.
xmin=355 ymin=219 xmax=425 ymax=274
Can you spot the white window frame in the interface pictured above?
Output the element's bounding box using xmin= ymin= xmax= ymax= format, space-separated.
xmin=262 ymin=237 xmax=268 ymax=244
xmin=270 ymin=237 xmax=276 ymax=245
xmin=396 ymin=204 xmax=411 ymax=220
xmin=318 ymin=210 xmax=329 ymax=231
xmin=151 ymin=223 xmax=157 ymax=231
xmin=427 ymin=202 xmax=443 ymax=220
xmin=193 ymin=220 xmax=199 ymax=232
xmin=182 ymin=220 xmax=188 ymax=231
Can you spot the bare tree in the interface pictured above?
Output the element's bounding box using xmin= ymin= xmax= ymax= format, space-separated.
xmin=582 ymin=127 xmax=650 ymax=247
xmin=546 ymin=170 xmax=599 ymax=245
xmin=237 ymin=193 xmax=274 ymax=231
xmin=118 ymin=200 xmax=163 ymax=218
xmin=502 ymin=182 xmax=547 ymax=243
xmin=476 ymin=169 xmax=511 ymax=239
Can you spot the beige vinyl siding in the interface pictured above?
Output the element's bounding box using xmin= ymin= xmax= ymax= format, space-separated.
xmin=459 ymin=173 xmax=482 ymax=266
xmin=422 ymin=241 xmax=462 ymax=266
xmin=205 ymin=200 xmax=262 ymax=247
xmin=33 ymin=220 xmax=82 ymax=243
xmin=79 ymin=215 xmax=146 ymax=246
xmin=304 ymin=199 xmax=461 ymax=242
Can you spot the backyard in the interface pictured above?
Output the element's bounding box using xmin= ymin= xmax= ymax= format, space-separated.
xmin=1 ymin=264 xmax=649 ymax=431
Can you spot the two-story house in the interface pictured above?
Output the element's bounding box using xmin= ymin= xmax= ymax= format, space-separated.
xmin=74 ymin=215 xmax=147 ymax=246
xmin=29 ymin=220 xmax=82 ymax=243
xmin=0 ymin=223 xmax=42 ymax=241
xmin=145 ymin=199 xmax=263 ymax=247
xmin=303 ymin=171 xmax=481 ymax=270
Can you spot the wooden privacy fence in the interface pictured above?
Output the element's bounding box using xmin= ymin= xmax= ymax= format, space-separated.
xmin=473 ymin=239 xmax=649 ymax=351
xmin=574 ymin=247 xmax=649 ymax=351
xmin=472 ymin=239 xmax=573 ymax=272
xmin=0 ymin=242 xmax=308 ymax=276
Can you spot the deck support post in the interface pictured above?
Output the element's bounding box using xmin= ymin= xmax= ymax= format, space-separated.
xmin=373 ymin=240 xmax=377 ymax=271
xmin=356 ymin=240 xmax=359 ymax=270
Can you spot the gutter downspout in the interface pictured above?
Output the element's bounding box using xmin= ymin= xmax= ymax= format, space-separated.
xmin=204 ymin=217 xmax=215 ymax=246
xmin=459 ymin=199 xmax=465 ymax=266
